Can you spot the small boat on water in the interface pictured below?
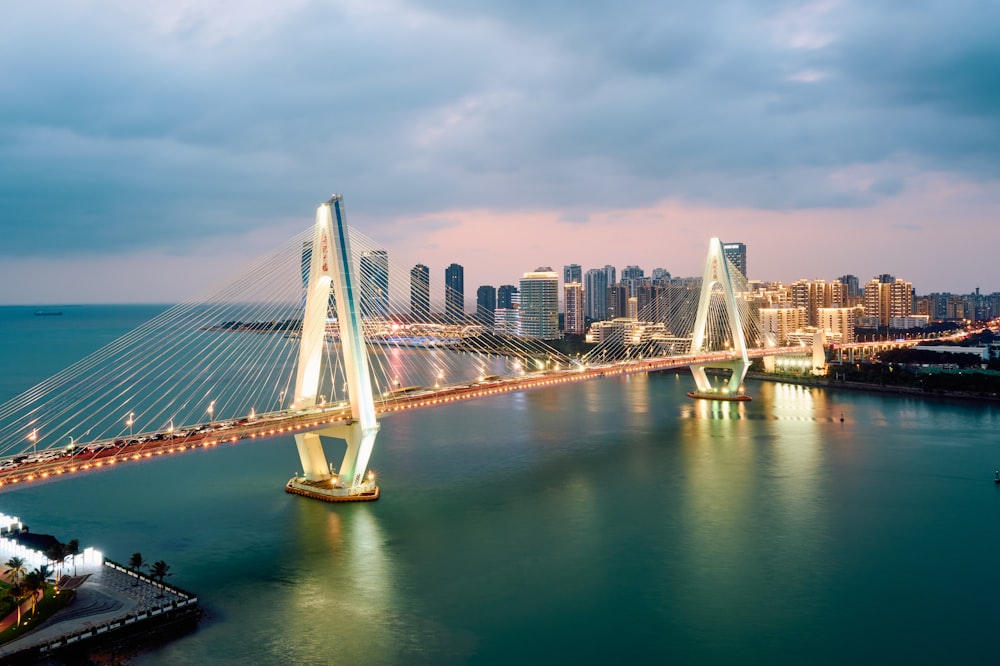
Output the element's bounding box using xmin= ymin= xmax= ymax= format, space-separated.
xmin=34 ymin=310 xmax=63 ymax=316
xmin=995 ymin=470 xmax=1000 ymax=485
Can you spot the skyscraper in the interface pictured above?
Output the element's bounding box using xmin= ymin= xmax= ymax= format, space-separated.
xmin=585 ymin=268 xmax=608 ymax=322
xmin=494 ymin=289 xmax=520 ymax=337
xmin=838 ymin=274 xmax=860 ymax=298
xmin=563 ymin=264 xmax=582 ymax=286
xmin=651 ymin=268 xmax=671 ymax=283
xmin=476 ymin=285 xmax=497 ymax=326
xmin=864 ymin=276 xmax=913 ymax=327
xmin=722 ymin=242 xmax=747 ymax=279
xmin=445 ymin=263 xmax=464 ymax=322
xmin=621 ymin=265 xmax=644 ymax=282
xmin=520 ymin=267 xmax=559 ymax=339
xmin=497 ymin=285 xmax=518 ymax=310
xmin=607 ymin=283 xmax=628 ymax=320
xmin=564 ymin=282 xmax=585 ymax=335
xmin=359 ymin=249 xmax=389 ymax=319
xmin=603 ymin=265 xmax=616 ymax=289
xmin=410 ymin=263 xmax=430 ymax=321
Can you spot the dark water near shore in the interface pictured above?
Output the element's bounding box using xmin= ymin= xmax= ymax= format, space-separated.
xmin=2 ymin=305 xmax=1000 ymax=664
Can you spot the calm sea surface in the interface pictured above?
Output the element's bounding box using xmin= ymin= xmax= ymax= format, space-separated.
xmin=2 ymin=305 xmax=1000 ymax=665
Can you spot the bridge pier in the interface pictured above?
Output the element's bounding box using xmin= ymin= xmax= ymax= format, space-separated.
xmin=689 ymin=358 xmax=751 ymax=401
xmin=286 ymin=195 xmax=381 ymax=502
xmin=687 ymin=238 xmax=752 ymax=401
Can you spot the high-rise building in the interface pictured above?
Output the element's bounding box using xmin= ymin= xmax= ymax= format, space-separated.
xmin=864 ymin=276 xmax=913 ymax=327
xmin=760 ymin=307 xmax=807 ymax=345
xmin=838 ymin=274 xmax=860 ymax=298
xmin=410 ymin=263 xmax=430 ymax=321
xmin=445 ymin=263 xmax=464 ymax=322
xmin=621 ymin=265 xmax=645 ymax=300
xmin=818 ymin=307 xmax=856 ymax=344
xmin=563 ymin=282 xmax=585 ymax=335
xmin=519 ymin=267 xmax=559 ymax=339
xmin=790 ymin=279 xmax=825 ymax=327
xmin=476 ymin=285 xmax=497 ymax=327
xmin=621 ymin=265 xmax=644 ymax=282
xmin=603 ymin=265 xmax=616 ymax=290
xmin=563 ymin=264 xmax=582 ymax=286
xmin=651 ymin=268 xmax=671 ymax=283
xmin=722 ymin=242 xmax=747 ymax=279
xmin=359 ymin=249 xmax=389 ymax=319
xmin=497 ymin=285 xmax=518 ymax=310
xmin=584 ymin=268 xmax=608 ymax=322
xmin=607 ymin=283 xmax=629 ymax=320
xmin=633 ymin=281 xmax=654 ymax=319
xmin=494 ymin=290 xmax=520 ymax=337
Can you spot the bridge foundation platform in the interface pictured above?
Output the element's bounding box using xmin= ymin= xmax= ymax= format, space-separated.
xmin=687 ymin=391 xmax=751 ymax=402
xmin=285 ymin=476 xmax=380 ymax=502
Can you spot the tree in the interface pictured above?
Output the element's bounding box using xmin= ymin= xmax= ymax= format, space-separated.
xmin=148 ymin=560 xmax=171 ymax=596
xmin=22 ymin=565 xmax=50 ymax=617
xmin=3 ymin=582 xmax=26 ymax=626
xmin=4 ymin=556 xmax=27 ymax=586
xmin=46 ymin=542 xmax=69 ymax=579
xmin=128 ymin=552 xmax=145 ymax=585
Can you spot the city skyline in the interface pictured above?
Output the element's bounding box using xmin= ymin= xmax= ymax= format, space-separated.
xmin=2 ymin=2 xmax=999 ymax=303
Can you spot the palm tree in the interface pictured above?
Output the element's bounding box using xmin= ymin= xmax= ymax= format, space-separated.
xmin=128 ymin=552 xmax=145 ymax=586
xmin=46 ymin=542 xmax=69 ymax=579
xmin=4 ymin=556 xmax=27 ymax=586
xmin=148 ymin=560 xmax=171 ymax=596
xmin=22 ymin=566 xmax=50 ymax=617
xmin=3 ymin=582 xmax=26 ymax=626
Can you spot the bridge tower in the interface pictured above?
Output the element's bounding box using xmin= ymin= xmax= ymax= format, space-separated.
xmin=286 ymin=195 xmax=380 ymax=501
xmin=688 ymin=237 xmax=752 ymax=401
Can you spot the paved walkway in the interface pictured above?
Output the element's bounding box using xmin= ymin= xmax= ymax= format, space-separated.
xmin=0 ymin=564 xmax=186 ymax=658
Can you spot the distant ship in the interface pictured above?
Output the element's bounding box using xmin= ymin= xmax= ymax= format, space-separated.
xmin=33 ymin=310 xmax=63 ymax=316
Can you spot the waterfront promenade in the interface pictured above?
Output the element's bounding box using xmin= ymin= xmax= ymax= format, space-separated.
xmin=0 ymin=562 xmax=198 ymax=662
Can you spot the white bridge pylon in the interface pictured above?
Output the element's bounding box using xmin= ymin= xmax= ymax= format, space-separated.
xmin=689 ymin=237 xmax=751 ymax=400
xmin=289 ymin=195 xmax=380 ymax=498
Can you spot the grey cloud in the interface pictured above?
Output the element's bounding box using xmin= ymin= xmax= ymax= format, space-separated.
xmin=1 ymin=0 xmax=998 ymax=258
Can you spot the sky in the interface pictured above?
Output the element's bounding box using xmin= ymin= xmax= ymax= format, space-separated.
xmin=1 ymin=0 xmax=999 ymax=304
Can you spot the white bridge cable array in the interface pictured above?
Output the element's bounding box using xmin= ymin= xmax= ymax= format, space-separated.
xmin=0 ymin=227 xmax=318 ymax=459
xmin=344 ymin=228 xmax=575 ymax=409
xmin=0 ymin=223 xmax=573 ymax=460
xmin=581 ymin=253 xmax=765 ymax=364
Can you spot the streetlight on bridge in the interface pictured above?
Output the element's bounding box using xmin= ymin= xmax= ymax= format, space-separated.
xmin=207 ymin=400 xmax=215 ymax=424
xmin=125 ymin=412 xmax=134 ymax=439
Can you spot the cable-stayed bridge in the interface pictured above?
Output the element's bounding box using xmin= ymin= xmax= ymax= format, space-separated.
xmin=0 ymin=196 xmax=820 ymax=500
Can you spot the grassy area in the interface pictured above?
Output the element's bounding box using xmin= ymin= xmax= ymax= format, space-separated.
xmin=0 ymin=584 xmax=76 ymax=645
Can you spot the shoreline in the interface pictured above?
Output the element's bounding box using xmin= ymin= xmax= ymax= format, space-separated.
xmin=745 ymin=371 xmax=1000 ymax=403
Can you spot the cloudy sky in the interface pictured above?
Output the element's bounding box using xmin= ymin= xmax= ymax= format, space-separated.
xmin=2 ymin=0 xmax=998 ymax=304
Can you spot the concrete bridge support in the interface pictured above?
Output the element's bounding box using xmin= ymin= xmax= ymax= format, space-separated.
xmin=688 ymin=238 xmax=751 ymax=400
xmin=287 ymin=195 xmax=380 ymax=501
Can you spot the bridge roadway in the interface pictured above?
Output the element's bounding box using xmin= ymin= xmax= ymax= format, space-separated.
xmin=0 ymin=346 xmax=815 ymax=492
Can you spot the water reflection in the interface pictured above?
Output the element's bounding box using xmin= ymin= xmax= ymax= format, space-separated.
xmin=674 ymin=381 xmax=832 ymax=639
xmin=279 ymin=502 xmax=403 ymax=663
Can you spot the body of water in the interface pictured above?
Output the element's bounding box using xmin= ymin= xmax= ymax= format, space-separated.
xmin=2 ymin=305 xmax=999 ymax=664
